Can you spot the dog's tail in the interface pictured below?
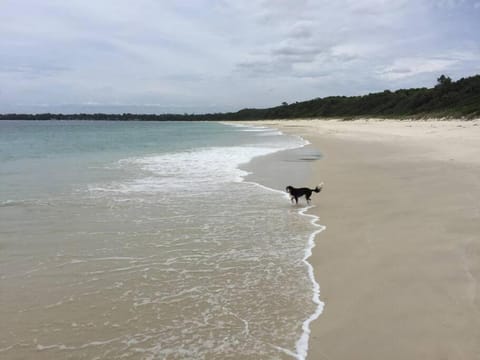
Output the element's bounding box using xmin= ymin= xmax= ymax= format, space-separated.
xmin=313 ymin=182 xmax=324 ymax=193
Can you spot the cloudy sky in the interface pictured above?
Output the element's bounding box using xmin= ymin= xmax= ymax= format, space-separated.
xmin=1 ymin=0 xmax=479 ymax=114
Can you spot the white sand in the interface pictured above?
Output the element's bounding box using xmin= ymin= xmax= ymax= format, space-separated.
xmin=234 ymin=118 xmax=480 ymax=360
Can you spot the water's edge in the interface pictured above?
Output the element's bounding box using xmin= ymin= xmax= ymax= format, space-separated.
xmin=229 ymin=123 xmax=326 ymax=360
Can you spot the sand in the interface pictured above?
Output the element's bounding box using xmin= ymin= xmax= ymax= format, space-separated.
xmin=237 ymin=119 xmax=480 ymax=360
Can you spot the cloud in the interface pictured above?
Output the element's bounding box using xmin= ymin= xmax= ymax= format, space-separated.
xmin=288 ymin=22 xmax=314 ymax=39
xmin=0 ymin=64 xmax=70 ymax=77
xmin=233 ymin=1 xmax=416 ymax=79
xmin=433 ymin=0 xmax=465 ymax=8
xmin=378 ymin=57 xmax=458 ymax=80
xmin=0 ymin=0 xmax=479 ymax=113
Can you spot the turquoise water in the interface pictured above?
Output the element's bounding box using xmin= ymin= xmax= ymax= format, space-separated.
xmin=0 ymin=121 xmax=319 ymax=359
xmin=0 ymin=121 xmax=273 ymax=201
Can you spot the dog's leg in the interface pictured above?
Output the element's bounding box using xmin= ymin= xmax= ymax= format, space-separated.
xmin=305 ymin=190 xmax=312 ymax=204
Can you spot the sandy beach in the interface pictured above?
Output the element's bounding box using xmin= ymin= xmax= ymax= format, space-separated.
xmin=242 ymin=119 xmax=480 ymax=359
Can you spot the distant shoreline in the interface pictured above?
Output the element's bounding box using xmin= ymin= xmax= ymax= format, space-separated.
xmin=1 ymin=74 xmax=479 ymax=121
xmin=1 ymin=115 xmax=479 ymax=122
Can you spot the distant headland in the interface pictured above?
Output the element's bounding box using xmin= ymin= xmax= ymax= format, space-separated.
xmin=1 ymin=74 xmax=479 ymax=121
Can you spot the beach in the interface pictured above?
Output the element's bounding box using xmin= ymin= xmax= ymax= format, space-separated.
xmin=242 ymin=119 xmax=480 ymax=359
xmin=2 ymin=119 xmax=479 ymax=359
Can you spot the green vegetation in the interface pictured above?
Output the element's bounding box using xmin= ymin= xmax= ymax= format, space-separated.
xmin=2 ymin=74 xmax=479 ymax=121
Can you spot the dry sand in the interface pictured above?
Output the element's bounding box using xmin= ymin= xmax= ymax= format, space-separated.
xmin=239 ymin=119 xmax=480 ymax=360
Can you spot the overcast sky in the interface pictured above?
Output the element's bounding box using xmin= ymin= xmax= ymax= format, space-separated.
xmin=1 ymin=0 xmax=479 ymax=114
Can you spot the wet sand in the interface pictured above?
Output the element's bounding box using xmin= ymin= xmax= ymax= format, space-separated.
xmin=237 ymin=119 xmax=480 ymax=360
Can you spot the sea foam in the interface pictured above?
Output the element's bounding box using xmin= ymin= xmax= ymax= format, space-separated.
xmin=91 ymin=129 xmax=305 ymax=195
xmin=232 ymin=124 xmax=326 ymax=360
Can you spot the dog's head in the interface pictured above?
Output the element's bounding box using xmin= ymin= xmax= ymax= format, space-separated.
xmin=285 ymin=186 xmax=293 ymax=194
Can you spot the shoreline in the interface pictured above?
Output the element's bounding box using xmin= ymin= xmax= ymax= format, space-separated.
xmin=235 ymin=119 xmax=480 ymax=360
xmin=239 ymin=126 xmax=326 ymax=359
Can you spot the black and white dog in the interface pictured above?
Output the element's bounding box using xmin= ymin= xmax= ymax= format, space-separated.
xmin=286 ymin=183 xmax=323 ymax=204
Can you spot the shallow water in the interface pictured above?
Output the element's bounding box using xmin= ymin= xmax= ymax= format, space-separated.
xmin=0 ymin=121 xmax=320 ymax=359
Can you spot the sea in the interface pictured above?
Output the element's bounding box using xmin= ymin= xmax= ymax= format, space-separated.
xmin=0 ymin=120 xmax=324 ymax=360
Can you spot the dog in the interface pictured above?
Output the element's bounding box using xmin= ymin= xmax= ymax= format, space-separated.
xmin=286 ymin=183 xmax=323 ymax=204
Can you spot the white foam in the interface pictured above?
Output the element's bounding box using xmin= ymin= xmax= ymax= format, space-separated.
xmin=0 ymin=199 xmax=53 ymax=207
xmin=93 ymin=147 xmax=269 ymax=194
xmin=91 ymin=135 xmax=306 ymax=195
xmin=256 ymin=130 xmax=284 ymax=136
xmin=218 ymin=122 xmax=267 ymax=130
xmin=221 ymin=122 xmax=285 ymax=137
xmin=242 ymin=186 xmax=325 ymax=360
xmin=239 ymin=127 xmax=269 ymax=132
xmin=295 ymin=205 xmax=326 ymax=360
xmin=225 ymin=122 xmax=326 ymax=360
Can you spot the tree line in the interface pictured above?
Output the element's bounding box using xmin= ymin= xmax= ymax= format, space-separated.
xmin=1 ymin=74 xmax=479 ymax=121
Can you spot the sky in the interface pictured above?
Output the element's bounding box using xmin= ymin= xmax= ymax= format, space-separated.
xmin=0 ymin=0 xmax=479 ymax=114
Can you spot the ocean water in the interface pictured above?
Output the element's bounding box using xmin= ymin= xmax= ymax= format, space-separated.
xmin=0 ymin=120 xmax=323 ymax=359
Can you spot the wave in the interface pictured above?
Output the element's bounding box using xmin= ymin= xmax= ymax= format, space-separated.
xmin=0 ymin=199 xmax=53 ymax=208
xmin=90 ymin=136 xmax=306 ymax=195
